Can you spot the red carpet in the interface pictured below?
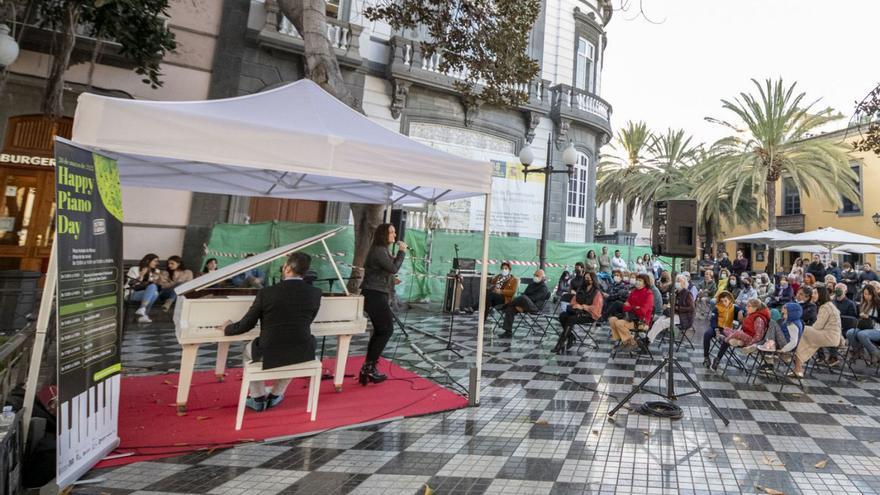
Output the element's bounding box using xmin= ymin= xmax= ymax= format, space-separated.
xmin=96 ymin=356 xmax=466 ymax=468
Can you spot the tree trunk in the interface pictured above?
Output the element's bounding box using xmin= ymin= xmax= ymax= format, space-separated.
xmin=42 ymin=4 xmax=79 ymax=117
xmin=278 ymin=0 xmax=383 ymax=294
xmin=624 ymin=201 xmax=634 ymax=232
xmin=704 ymin=218 xmax=715 ymax=258
xmin=766 ymin=178 xmax=777 ymax=274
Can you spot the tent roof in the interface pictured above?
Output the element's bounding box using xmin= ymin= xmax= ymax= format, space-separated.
xmin=70 ymin=79 xmax=492 ymax=204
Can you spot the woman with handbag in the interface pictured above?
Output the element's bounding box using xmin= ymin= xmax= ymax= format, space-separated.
xmin=126 ymin=253 xmax=161 ymax=323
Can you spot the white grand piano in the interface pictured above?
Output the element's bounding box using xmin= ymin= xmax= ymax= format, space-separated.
xmin=172 ymin=227 xmax=367 ymax=412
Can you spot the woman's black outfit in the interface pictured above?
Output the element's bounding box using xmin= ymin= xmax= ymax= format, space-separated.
xmin=555 ymin=285 xmax=598 ymax=353
xmin=360 ymin=244 xmax=406 ymax=385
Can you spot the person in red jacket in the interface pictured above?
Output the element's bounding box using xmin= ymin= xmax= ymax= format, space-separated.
xmin=609 ymin=273 xmax=654 ymax=351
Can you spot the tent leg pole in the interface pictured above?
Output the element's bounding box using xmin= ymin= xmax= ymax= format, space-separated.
xmin=471 ymin=193 xmax=491 ymax=406
xmin=23 ymin=240 xmax=57 ymax=441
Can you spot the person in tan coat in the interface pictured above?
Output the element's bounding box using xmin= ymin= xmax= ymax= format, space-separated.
xmin=484 ymin=262 xmax=519 ymax=321
xmin=792 ymin=286 xmax=841 ymax=377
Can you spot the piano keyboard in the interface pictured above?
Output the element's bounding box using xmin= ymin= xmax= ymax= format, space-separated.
xmin=58 ymin=374 xmax=120 ymax=480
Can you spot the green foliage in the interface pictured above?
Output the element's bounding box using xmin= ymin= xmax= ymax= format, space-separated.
xmin=704 ymin=78 xmax=859 ymax=219
xmin=364 ymin=0 xmax=541 ymax=107
xmin=854 ymin=84 xmax=880 ymax=156
xmin=36 ymin=0 xmax=176 ymax=89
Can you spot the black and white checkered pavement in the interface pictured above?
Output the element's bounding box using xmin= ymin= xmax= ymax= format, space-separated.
xmin=75 ymin=306 xmax=880 ymax=494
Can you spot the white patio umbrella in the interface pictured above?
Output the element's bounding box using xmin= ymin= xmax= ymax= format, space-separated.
xmin=835 ymin=244 xmax=880 ymax=255
xmin=782 ymin=227 xmax=880 ymax=248
xmin=778 ymin=244 xmax=847 ymax=255
xmin=724 ymin=229 xmax=797 ymax=244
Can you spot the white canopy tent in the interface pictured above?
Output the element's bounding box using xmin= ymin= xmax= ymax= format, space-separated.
xmin=70 ymin=79 xmax=491 ymax=205
xmin=62 ymin=79 xmax=495 ymax=403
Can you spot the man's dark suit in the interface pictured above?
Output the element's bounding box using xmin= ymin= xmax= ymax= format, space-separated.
xmin=224 ymin=278 xmax=322 ymax=369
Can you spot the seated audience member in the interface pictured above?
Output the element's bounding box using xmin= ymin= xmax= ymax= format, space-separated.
xmin=484 ymin=261 xmax=519 ymax=321
xmin=806 ymin=254 xmax=826 ymax=281
xmin=717 ymin=252 xmax=732 ymax=274
xmin=127 ymin=253 xmax=162 ymax=323
xmin=703 ymin=291 xmax=735 ymax=368
xmin=847 ymin=284 xmax=880 ymax=365
xmin=561 ymin=262 xmax=587 ymax=307
xmin=556 ymin=272 xmax=603 ymax=353
xmin=710 ymin=298 xmax=769 ymax=371
xmin=828 ymin=261 xmax=842 ymax=283
xmin=648 ymin=274 xmax=663 ymax=317
xmin=657 ymin=272 xmax=673 ymax=304
xmin=798 ymin=287 xmax=818 ymax=326
xmin=840 ymin=262 xmax=859 ymax=299
xmin=789 ymin=258 xmax=805 ymax=285
xmin=791 ymin=286 xmax=840 ymax=377
xmin=698 ymin=253 xmax=716 ymax=277
xmin=755 ymin=273 xmax=774 ymax=304
xmin=201 ymin=257 xmax=218 ymax=276
xmin=735 ymin=275 xmax=758 ymax=311
xmin=603 ymin=270 xmax=630 ymax=319
xmin=231 ymin=254 xmax=265 ymax=288
xmin=554 ymin=270 xmax=572 ymax=302
xmin=683 ymin=272 xmax=699 ymax=302
xmin=756 ymin=302 xmax=804 ymax=355
xmin=158 ymin=255 xmax=194 ymax=311
xmin=698 ymin=270 xmax=717 ymax=303
xmin=648 ymin=274 xmax=695 ymax=344
xmin=820 ymin=283 xmax=857 ymax=367
xmin=499 ymin=269 xmax=550 ymax=337
xmin=802 ymin=272 xmax=817 ymax=289
xmin=726 ymin=272 xmax=742 ymax=300
xmin=823 ymin=274 xmax=837 ymax=292
xmin=769 ymin=277 xmax=795 ymax=308
xmin=218 ymin=252 xmax=321 ymax=411
xmin=714 ymin=269 xmax=731 ymax=300
xmin=608 ymin=273 xmax=654 ymax=351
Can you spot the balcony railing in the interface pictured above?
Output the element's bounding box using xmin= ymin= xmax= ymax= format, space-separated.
xmin=550 ymin=84 xmax=612 ymax=132
xmin=776 ymin=214 xmax=805 ymax=233
xmin=257 ymin=0 xmax=362 ymax=67
xmin=388 ymin=35 xmax=551 ymax=111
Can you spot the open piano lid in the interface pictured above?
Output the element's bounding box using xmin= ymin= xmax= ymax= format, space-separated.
xmin=174 ymin=226 xmax=346 ymax=295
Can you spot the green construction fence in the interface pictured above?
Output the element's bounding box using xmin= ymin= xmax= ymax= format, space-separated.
xmin=201 ymin=221 xmax=658 ymax=302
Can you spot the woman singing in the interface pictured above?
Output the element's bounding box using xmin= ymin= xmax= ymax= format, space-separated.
xmin=359 ymin=223 xmax=407 ymax=385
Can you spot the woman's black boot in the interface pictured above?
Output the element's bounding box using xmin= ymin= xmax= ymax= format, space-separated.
xmin=360 ymin=360 xmax=387 ymax=385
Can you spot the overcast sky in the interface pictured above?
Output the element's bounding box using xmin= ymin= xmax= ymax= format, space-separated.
xmin=600 ymin=0 xmax=880 ymax=146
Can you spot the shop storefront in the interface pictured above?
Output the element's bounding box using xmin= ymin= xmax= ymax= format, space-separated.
xmin=0 ymin=114 xmax=71 ymax=272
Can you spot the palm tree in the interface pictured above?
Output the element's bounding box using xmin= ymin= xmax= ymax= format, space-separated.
xmin=596 ymin=121 xmax=653 ymax=232
xmin=703 ymin=78 xmax=859 ymax=268
xmin=692 ymin=151 xmax=764 ymax=256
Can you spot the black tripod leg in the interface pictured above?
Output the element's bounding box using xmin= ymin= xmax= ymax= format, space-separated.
xmin=671 ymin=359 xmax=729 ymax=425
xmin=608 ymin=358 xmax=670 ymax=417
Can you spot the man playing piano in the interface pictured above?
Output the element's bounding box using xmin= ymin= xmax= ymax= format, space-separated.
xmin=217 ymin=252 xmax=322 ymax=411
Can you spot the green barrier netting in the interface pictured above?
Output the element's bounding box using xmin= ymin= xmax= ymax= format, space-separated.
xmin=202 ymin=222 xmax=658 ymax=302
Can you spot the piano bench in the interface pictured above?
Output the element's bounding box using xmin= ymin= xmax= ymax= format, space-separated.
xmin=236 ymin=359 xmax=323 ymax=430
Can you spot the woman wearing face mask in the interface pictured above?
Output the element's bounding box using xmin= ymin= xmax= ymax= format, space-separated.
xmin=608 ymin=273 xmax=654 ymax=351
xmin=798 ymin=287 xmax=818 ymax=326
xmin=556 ymin=272 xmax=603 ymax=353
xmin=771 ymin=277 xmax=794 ymax=308
xmin=726 ymin=273 xmax=740 ymax=300
xmin=791 ymin=286 xmax=840 ymax=377
xmin=734 ymin=275 xmax=757 ymax=311
xmin=554 ymin=270 xmax=572 ymax=302
xmin=484 ymin=261 xmax=519 ymax=322
xmin=603 ymin=270 xmax=630 ymax=320
xmin=647 ymin=274 xmax=695 ymax=344
xmin=714 ymin=270 xmax=730 ymax=300
xmin=754 ymin=273 xmax=773 ymax=305
xmin=561 ymin=262 xmax=586 ymax=307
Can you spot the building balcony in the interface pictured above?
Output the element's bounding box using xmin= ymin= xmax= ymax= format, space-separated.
xmin=256 ymin=0 xmax=363 ymax=68
xmin=776 ymin=214 xmax=805 ymax=233
xmin=549 ymin=84 xmax=613 ymax=137
xmin=387 ymin=35 xmax=552 ymax=115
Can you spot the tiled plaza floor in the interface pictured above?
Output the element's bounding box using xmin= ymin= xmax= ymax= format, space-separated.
xmin=75 ymin=305 xmax=880 ymax=494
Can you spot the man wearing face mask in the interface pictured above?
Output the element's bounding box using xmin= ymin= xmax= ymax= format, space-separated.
xmin=771 ymin=277 xmax=794 ymax=308
xmin=603 ymin=270 xmax=630 ymax=320
xmin=498 ymin=270 xmax=550 ymax=337
xmin=484 ymin=261 xmax=519 ymax=322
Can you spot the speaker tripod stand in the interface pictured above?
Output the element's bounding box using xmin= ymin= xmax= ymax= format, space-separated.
xmin=607 ymin=256 xmax=729 ymax=425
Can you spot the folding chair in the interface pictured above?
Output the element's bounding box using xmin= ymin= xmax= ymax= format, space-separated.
xmin=509 ymin=296 xmax=552 ymax=337
xmin=573 ymin=319 xmax=602 ymax=352
xmin=610 ymin=319 xmax=654 ymax=361
xmin=657 ymin=324 xmax=695 ymax=352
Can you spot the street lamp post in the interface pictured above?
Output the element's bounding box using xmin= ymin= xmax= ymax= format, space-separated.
xmin=519 ymin=132 xmax=579 ymax=269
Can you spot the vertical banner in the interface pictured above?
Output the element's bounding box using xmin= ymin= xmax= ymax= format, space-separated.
xmin=54 ymin=140 xmax=123 ymax=487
